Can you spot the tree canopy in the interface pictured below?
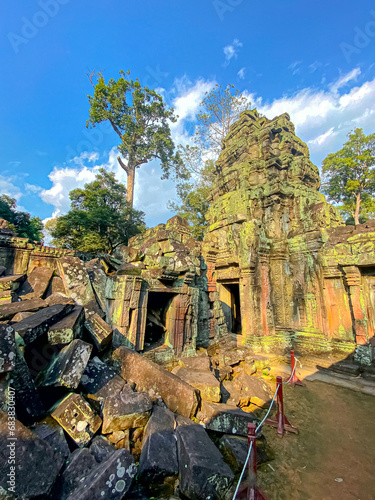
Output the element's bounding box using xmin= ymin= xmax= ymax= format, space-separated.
xmin=87 ymin=70 xmax=182 ymax=207
xmin=169 ymin=84 xmax=251 ymax=239
xmin=322 ymin=128 xmax=375 ymax=225
xmin=0 ymin=195 xmax=44 ymax=242
xmin=46 ymin=169 xmax=145 ymax=254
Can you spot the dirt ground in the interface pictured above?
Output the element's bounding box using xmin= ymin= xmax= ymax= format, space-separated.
xmin=257 ymin=380 xmax=375 ymax=500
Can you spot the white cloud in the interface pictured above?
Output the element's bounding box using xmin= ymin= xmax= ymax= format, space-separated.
xmin=238 ymin=67 xmax=246 ymax=80
xmin=223 ymin=39 xmax=243 ymax=67
xmin=25 ymin=183 xmax=42 ymax=194
xmin=0 ymin=175 xmax=23 ymax=201
xmin=329 ymin=67 xmax=361 ymax=93
xmin=246 ymin=68 xmax=375 ymax=164
xmin=170 ymin=78 xmax=216 ymax=145
xmin=288 ymin=60 xmax=302 ymax=75
xmin=308 ymin=127 xmax=337 ymax=147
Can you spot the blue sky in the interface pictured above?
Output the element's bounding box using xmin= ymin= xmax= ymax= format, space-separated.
xmin=1 ymin=0 xmax=375 ymax=229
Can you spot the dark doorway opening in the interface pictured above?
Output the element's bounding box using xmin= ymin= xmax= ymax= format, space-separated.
xmin=144 ymin=292 xmax=175 ymax=351
xmin=220 ymin=282 xmax=242 ymax=334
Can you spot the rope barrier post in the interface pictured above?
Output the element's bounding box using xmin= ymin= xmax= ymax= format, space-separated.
xmin=247 ymin=423 xmax=267 ymax=500
xmin=265 ymin=376 xmax=299 ymax=436
xmin=290 ymin=350 xmax=304 ymax=388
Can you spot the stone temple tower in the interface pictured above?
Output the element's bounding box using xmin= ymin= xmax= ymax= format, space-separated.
xmin=203 ymin=109 xmax=375 ymax=363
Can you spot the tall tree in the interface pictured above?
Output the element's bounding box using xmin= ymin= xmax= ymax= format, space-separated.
xmin=322 ymin=128 xmax=375 ymax=225
xmin=87 ymin=70 xmax=182 ymax=207
xmin=46 ymin=169 xmax=145 ymax=254
xmin=170 ymin=84 xmax=251 ymax=239
xmin=0 ymin=195 xmax=44 ymax=242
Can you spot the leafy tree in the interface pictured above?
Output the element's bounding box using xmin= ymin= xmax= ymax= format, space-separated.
xmin=322 ymin=128 xmax=375 ymax=225
xmin=47 ymin=169 xmax=145 ymax=254
xmin=195 ymin=83 xmax=251 ymax=156
xmin=0 ymin=195 xmax=44 ymax=242
xmin=170 ymin=84 xmax=251 ymax=239
xmin=86 ymin=70 xmax=182 ymax=207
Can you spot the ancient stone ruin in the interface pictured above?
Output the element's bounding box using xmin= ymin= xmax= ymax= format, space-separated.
xmin=0 ymin=110 xmax=374 ymax=499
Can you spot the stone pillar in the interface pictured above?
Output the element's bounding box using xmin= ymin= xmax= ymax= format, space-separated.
xmin=342 ymin=266 xmax=369 ymax=345
xmin=239 ymin=267 xmax=256 ymax=340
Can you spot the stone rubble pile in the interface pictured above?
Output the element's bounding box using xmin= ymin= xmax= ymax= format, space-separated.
xmin=0 ymin=259 xmax=274 ymax=500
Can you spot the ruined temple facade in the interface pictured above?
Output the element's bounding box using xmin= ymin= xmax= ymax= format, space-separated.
xmin=202 ymin=110 xmax=375 ymax=363
xmin=1 ymin=110 xmax=375 ymax=363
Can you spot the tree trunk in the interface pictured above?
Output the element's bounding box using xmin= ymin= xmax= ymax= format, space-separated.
xmin=353 ymin=193 xmax=361 ymax=225
xmin=126 ymin=166 xmax=135 ymax=207
xmin=117 ymin=156 xmax=136 ymax=208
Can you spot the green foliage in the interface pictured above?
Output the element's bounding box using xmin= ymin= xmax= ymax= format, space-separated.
xmin=322 ymin=128 xmax=375 ymax=225
xmin=87 ymin=70 xmax=182 ymax=205
xmin=0 ymin=195 xmax=44 ymax=242
xmin=170 ymin=84 xmax=251 ymax=239
xmin=47 ymin=169 xmax=145 ymax=254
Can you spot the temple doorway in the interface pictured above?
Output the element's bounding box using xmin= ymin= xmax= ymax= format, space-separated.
xmin=219 ymin=281 xmax=242 ymax=333
xmin=144 ymin=291 xmax=176 ymax=351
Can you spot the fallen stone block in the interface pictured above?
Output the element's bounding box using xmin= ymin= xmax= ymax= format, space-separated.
xmin=0 ymin=274 xmax=25 ymax=293
xmin=84 ymin=298 xmax=105 ymax=321
xmin=18 ymin=266 xmax=53 ymax=299
xmin=218 ymin=434 xmax=274 ymax=473
xmin=197 ymin=401 xmax=260 ymax=437
xmin=36 ymin=339 xmax=92 ymax=390
xmin=225 ymin=372 xmax=272 ymax=407
xmin=48 ymin=305 xmax=85 ymax=344
xmin=65 ymin=449 xmax=136 ymax=500
xmin=103 ymin=390 xmax=152 ymax=434
xmin=179 ymin=355 xmax=211 ymax=371
xmin=172 ymin=366 xmax=220 ymax=402
xmin=32 ymin=415 xmax=71 ymax=466
xmin=11 ymin=311 xmax=35 ymax=322
xmin=0 ymin=409 xmax=61 ymax=498
xmin=176 ymin=423 xmax=234 ymax=500
xmin=87 ymin=375 xmax=128 ymax=415
xmin=52 ymin=393 xmax=102 ymax=447
xmin=14 ymin=303 xmax=74 ymax=345
xmin=114 ymin=347 xmax=200 ymax=418
xmin=45 ymin=275 xmax=66 ymax=296
xmin=57 ymin=256 xmax=96 ymax=306
xmin=0 ymin=290 xmax=13 ymax=304
xmin=85 ymin=258 xmax=107 ymax=311
xmin=0 ymin=325 xmax=15 ymax=374
xmin=53 ymin=448 xmax=98 ymax=500
xmin=45 ymin=292 xmax=75 ymax=306
xmin=0 ymin=297 xmax=47 ymax=321
xmin=11 ymin=345 xmax=45 ymax=421
xmin=89 ymin=435 xmax=116 ymax=463
xmin=85 ymin=313 xmax=113 ymax=351
xmin=80 ymin=356 xmax=118 ymax=394
xmin=138 ymin=406 xmax=178 ymax=486
xmin=107 ymin=429 xmax=130 ymax=450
